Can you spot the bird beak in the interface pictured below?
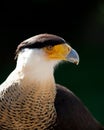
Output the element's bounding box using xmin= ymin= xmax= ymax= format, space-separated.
xmin=66 ymin=48 xmax=79 ymax=65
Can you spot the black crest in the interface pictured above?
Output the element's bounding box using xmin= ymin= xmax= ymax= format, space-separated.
xmin=15 ymin=33 xmax=66 ymax=57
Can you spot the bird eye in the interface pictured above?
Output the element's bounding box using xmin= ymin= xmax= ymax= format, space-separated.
xmin=46 ymin=45 xmax=53 ymax=50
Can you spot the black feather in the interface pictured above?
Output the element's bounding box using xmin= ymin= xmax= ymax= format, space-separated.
xmin=16 ymin=33 xmax=66 ymax=57
xmin=55 ymin=84 xmax=104 ymax=130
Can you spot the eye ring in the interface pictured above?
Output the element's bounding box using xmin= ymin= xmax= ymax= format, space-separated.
xmin=46 ymin=45 xmax=53 ymax=50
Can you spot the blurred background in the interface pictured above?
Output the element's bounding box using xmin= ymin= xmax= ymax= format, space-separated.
xmin=0 ymin=0 xmax=104 ymax=125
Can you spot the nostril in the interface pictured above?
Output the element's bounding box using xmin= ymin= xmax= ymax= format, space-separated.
xmin=65 ymin=44 xmax=71 ymax=52
xmin=68 ymin=47 xmax=70 ymax=52
xmin=67 ymin=46 xmax=71 ymax=53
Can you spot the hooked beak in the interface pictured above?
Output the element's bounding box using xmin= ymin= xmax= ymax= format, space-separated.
xmin=66 ymin=48 xmax=79 ymax=65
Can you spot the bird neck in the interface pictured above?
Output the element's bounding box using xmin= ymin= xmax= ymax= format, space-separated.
xmin=4 ymin=62 xmax=56 ymax=105
xmin=14 ymin=56 xmax=56 ymax=92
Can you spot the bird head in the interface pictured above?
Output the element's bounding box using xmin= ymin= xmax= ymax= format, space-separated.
xmin=15 ymin=34 xmax=79 ymax=80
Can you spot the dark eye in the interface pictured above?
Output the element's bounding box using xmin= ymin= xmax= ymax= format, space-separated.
xmin=46 ymin=45 xmax=53 ymax=50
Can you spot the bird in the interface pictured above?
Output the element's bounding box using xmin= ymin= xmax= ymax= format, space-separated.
xmin=0 ymin=33 xmax=103 ymax=130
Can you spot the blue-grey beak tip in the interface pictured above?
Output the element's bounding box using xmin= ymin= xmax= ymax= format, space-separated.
xmin=66 ymin=48 xmax=79 ymax=65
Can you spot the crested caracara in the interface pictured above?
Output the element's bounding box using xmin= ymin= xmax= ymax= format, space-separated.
xmin=0 ymin=33 xmax=103 ymax=130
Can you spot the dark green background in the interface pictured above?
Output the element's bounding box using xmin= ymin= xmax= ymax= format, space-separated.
xmin=0 ymin=0 xmax=104 ymax=125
